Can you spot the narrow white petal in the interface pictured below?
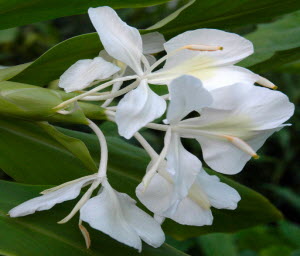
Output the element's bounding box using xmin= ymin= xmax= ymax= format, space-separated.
xmin=142 ymin=32 xmax=166 ymax=54
xmin=80 ymin=180 xmax=142 ymax=251
xmin=196 ymin=169 xmax=241 ymax=209
xmin=116 ymin=80 xmax=166 ymax=139
xmin=59 ymin=57 xmax=120 ymax=92
xmin=9 ymin=176 xmax=95 ymax=217
xmin=167 ymin=75 xmax=212 ymax=124
xmin=166 ymin=134 xmax=202 ymax=201
xmin=164 ymin=29 xmax=253 ymax=70
xmin=88 ymin=7 xmax=143 ymax=75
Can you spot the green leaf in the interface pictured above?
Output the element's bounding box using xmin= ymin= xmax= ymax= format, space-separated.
xmin=0 ymin=0 xmax=171 ymax=30
xmin=37 ymin=122 xmax=97 ymax=173
xmin=197 ymin=233 xmax=238 ymax=256
xmin=0 ymin=63 xmax=31 ymax=82
xmin=240 ymin=10 xmax=300 ymax=72
xmin=0 ymin=118 xmax=283 ymax=238
xmin=259 ymin=245 xmax=293 ymax=256
xmin=146 ymin=0 xmax=300 ymax=38
xmin=0 ymin=180 xmax=187 ymax=256
xmin=10 ymin=33 xmax=101 ymax=86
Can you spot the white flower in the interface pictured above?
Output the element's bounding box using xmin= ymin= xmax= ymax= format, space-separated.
xmin=9 ymin=120 xmax=165 ymax=251
xmin=136 ymin=167 xmax=240 ymax=226
xmin=162 ymin=75 xmax=294 ymax=175
xmin=80 ymin=179 xmax=165 ymax=252
xmin=147 ymin=29 xmax=269 ymax=91
xmin=87 ymin=7 xmax=166 ymax=139
xmin=9 ymin=175 xmax=164 ymax=251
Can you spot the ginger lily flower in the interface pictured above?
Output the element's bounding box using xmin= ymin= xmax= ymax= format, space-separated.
xmin=88 ymin=7 xmax=167 ymax=139
xmin=8 ymin=120 xmax=165 ymax=251
xmin=136 ymin=167 xmax=240 ymax=226
xmin=144 ymin=75 xmax=294 ymax=180
xmin=147 ymin=29 xmax=276 ymax=90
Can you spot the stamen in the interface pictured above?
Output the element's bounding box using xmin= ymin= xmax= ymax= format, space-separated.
xmin=87 ymin=119 xmax=108 ymax=178
xmin=145 ymin=44 xmax=222 ymax=75
xmin=182 ymin=44 xmax=223 ymax=51
xmin=256 ymin=76 xmax=278 ymax=90
xmin=223 ymin=135 xmax=259 ymax=159
xmin=53 ymin=75 xmax=138 ymax=110
xmin=79 ymin=220 xmax=91 ymax=248
xmin=58 ymin=178 xmax=101 ymax=224
xmin=101 ymin=69 xmax=126 ymax=108
xmin=80 ymin=80 xmax=139 ymax=102
xmin=142 ymin=128 xmax=172 ymax=191
xmin=40 ymin=174 xmax=97 ymax=194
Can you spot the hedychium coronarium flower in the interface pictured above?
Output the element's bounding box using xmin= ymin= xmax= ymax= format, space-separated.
xmin=54 ymin=5 xmax=277 ymax=140
xmin=8 ymin=119 xmax=165 ymax=251
xmin=131 ymin=74 xmax=293 ymax=225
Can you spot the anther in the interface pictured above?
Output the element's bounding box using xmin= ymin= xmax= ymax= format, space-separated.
xmin=182 ymin=44 xmax=223 ymax=51
xmin=256 ymin=76 xmax=278 ymax=90
xmin=223 ymin=135 xmax=259 ymax=159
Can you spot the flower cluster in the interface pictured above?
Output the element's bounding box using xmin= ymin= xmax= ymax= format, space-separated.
xmin=9 ymin=6 xmax=294 ymax=251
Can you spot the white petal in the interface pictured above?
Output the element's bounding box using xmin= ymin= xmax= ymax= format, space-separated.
xmin=121 ymin=194 xmax=165 ymax=248
xmin=168 ymin=197 xmax=213 ymax=226
xmin=164 ymin=29 xmax=253 ymax=70
xmin=81 ymin=180 xmax=164 ymax=251
xmin=59 ymin=57 xmax=120 ymax=93
xmin=88 ymin=7 xmax=143 ymax=75
xmin=9 ymin=176 xmax=95 ymax=217
xmin=136 ymin=173 xmax=173 ymax=214
xmin=148 ymin=64 xmax=258 ymax=90
xmin=136 ymin=172 xmax=213 ymax=226
xmin=210 ymin=83 xmax=295 ymax=129
xmin=191 ymin=66 xmax=259 ymax=90
xmin=196 ymin=127 xmax=281 ymax=174
xmin=80 ymin=180 xmax=142 ymax=251
xmin=196 ymin=170 xmax=240 ymax=209
xmin=167 ymin=75 xmax=213 ymax=124
xmin=166 ymin=134 xmax=202 ymax=201
xmin=116 ymin=79 xmax=166 ymax=139
xmin=142 ymin=32 xmax=166 ymax=54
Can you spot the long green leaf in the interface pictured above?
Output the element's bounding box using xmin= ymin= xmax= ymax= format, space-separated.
xmin=0 ymin=180 xmax=187 ymax=256
xmin=10 ymin=33 xmax=101 ymax=86
xmin=0 ymin=0 xmax=171 ymax=30
xmin=240 ymin=10 xmax=300 ymax=72
xmin=37 ymin=122 xmax=97 ymax=173
xmin=147 ymin=0 xmax=300 ymax=38
xmin=0 ymin=118 xmax=282 ymax=238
